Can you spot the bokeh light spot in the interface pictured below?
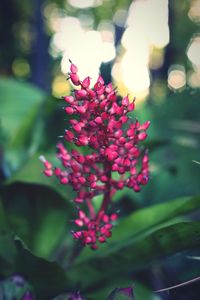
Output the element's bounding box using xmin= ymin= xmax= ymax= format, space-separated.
xmin=168 ymin=65 xmax=186 ymax=91
xmin=12 ymin=58 xmax=31 ymax=78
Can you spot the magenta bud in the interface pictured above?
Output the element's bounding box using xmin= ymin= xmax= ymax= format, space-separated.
xmin=137 ymin=120 xmax=151 ymax=131
xmin=94 ymin=116 xmax=103 ymax=124
xmin=75 ymin=135 xmax=89 ymax=146
xmin=79 ymin=210 xmax=86 ymax=219
xmin=75 ymin=219 xmax=84 ymax=227
xmin=128 ymin=102 xmax=135 ymax=111
xmin=74 ymin=198 xmax=84 ymax=204
xmin=138 ymin=132 xmax=147 ymax=141
xmin=65 ymin=107 xmax=74 ymax=115
xmin=60 ymin=177 xmax=68 ymax=184
xmin=44 ymin=161 xmax=52 ymax=169
xmin=98 ymin=236 xmax=106 ymax=243
xmin=100 ymin=175 xmax=108 ymax=182
xmin=75 ymin=89 xmax=88 ymax=98
xmin=97 ymin=75 xmax=104 ymax=85
xmin=110 ymin=213 xmax=118 ymax=221
xmin=70 ymin=63 xmax=78 ymax=73
xmin=64 ymin=130 xmax=74 ymax=142
xmin=63 ymin=96 xmax=74 ymax=103
xmin=122 ymin=95 xmax=129 ymax=106
xmin=81 ymin=76 xmax=90 ymax=88
xmin=76 ymin=106 xmax=87 ymax=114
xmin=54 ymin=167 xmax=61 ymax=176
xmin=70 ymin=73 xmax=80 ymax=85
xmin=102 ymin=214 xmax=109 ymax=223
xmin=44 ymin=169 xmax=53 ymax=177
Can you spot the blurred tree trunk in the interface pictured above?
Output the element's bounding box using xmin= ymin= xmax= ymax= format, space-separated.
xmin=29 ymin=0 xmax=50 ymax=91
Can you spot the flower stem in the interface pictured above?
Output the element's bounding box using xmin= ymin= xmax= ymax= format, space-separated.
xmin=86 ymin=198 xmax=96 ymax=219
xmin=96 ymin=162 xmax=112 ymax=223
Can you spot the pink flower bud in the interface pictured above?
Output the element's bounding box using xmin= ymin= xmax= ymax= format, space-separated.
xmin=78 ymin=177 xmax=86 ymax=184
xmin=87 ymin=89 xmax=96 ymax=98
xmin=102 ymin=214 xmax=109 ymax=223
xmin=64 ymin=130 xmax=74 ymax=142
xmin=85 ymin=236 xmax=93 ymax=244
xmin=81 ymin=76 xmax=90 ymax=88
xmin=74 ymin=197 xmax=84 ymax=204
xmin=104 ymin=230 xmax=112 ymax=238
xmin=120 ymin=115 xmax=128 ymax=124
xmin=44 ymin=161 xmax=52 ymax=169
xmin=44 ymin=169 xmax=53 ymax=177
xmin=100 ymin=175 xmax=108 ymax=182
xmin=73 ymin=231 xmax=83 ymax=239
xmin=63 ymin=96 xmax=74 ymax=104
xmin=76 ymin=105 xmax=87 ymax=114
xmin=74 ymin=135 xmax=88 ymax=146
xmin=94 ymin=116 xmax=103 ymax=124
xmin=60 ymin=177 xmax=68 ymax=184
xmin=127 ymin=102 xmax=135 ymax=112
xmin=98 ymin=236 xmax=106 ymax=243
xmin=54 ymin=167 xmax=61 ymax=176
xmin=97 ymin=75 xmax=104 ymax=85
xmin=73 ymin=123 xmax=82 ymax=133
xmin=69 ymin=73 xmax=80 ymax=85
xmin=65 ymin=107 xmax=74 ymax=115
xmin=138 ymin=132 xmax=147 ymax=141
xmin=137 ymin=120 xmax=151 ymax=131
xmin=75 ymin=89 xmax=88 ymax=99
xmin=110 ymin=213 xmax=118 ymax=221
xmin=79 ymin=210 xmax=86 ymax=219
xmin=122 ymin=95 xmax=129 ymax=106
xmin=105 ymin=83 xmax=113 ymax=94
xmin=70 ymin=63 xmax=78 ymax=73
xmin=75 ymin=219 xmax=84 ymax=227
xmin=114 ymin=130 xmax=123 ymax=138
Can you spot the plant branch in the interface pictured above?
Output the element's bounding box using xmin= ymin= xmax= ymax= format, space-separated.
xmin=155 ymin=276 xmax=200 ymax=293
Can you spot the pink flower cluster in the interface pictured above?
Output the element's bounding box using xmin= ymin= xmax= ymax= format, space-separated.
xmin=40 ymin=62 xmax=150 ymax=249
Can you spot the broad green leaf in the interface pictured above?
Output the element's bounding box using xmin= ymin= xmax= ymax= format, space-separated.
xmin=68 ymin=196 xmax=200 ymax=292
xmin=5 ymin=153 xmax=73 ymax=200
xmin=78 ymin=195 xmax=200 ymax=263
xmin=1 ymin=182 xmax=73 ymax=260
xmin=134 ymin=282 xmax=161 ymax=300
xmin=14 ymin=238 xmax=69 ymax=300
xmin=0 ymin=78 xmax=46 ymax=170
xmin=69 ymin=220 xmax=200 ymax=291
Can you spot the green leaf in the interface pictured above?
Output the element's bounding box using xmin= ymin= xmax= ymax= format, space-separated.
xmin=70 ymin=221 xmax=200 ymax=292
xmin=0 ymin=78 xmax=46 ymax=170
xmin=134 ymin=282 xmax=161 ymax=300
xmin=78 ymin=195 xmax=200 ymax=262
xmin=5 ymin=153 xmax=74 ymax=201
xmin=14 ymin=238 xmax=69 ymax=300
xmin=69 ymin=196 xmax=200 ymax=292
xmin=1 ymin=181 xmax=73 ymax=260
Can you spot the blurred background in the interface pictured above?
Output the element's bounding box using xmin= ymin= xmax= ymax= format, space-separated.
xmin=1 ymin=0 xmax=200 ymax=299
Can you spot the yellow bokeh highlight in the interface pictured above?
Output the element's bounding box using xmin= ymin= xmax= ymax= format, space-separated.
xmin=52 ymin=75 xmax=71 ymax=98
xmin=12 ymin=58 xmax=31 ymax=78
